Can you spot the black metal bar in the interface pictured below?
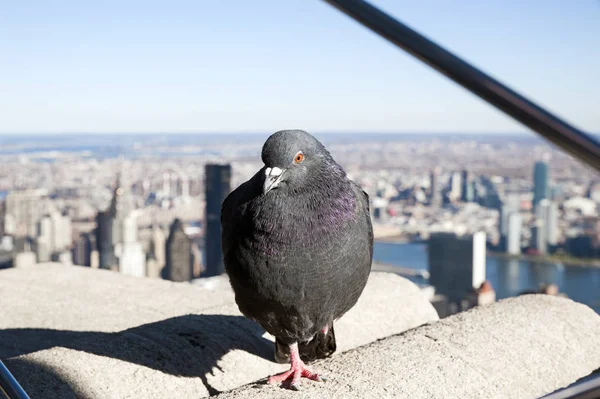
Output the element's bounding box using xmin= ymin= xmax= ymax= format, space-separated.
xmin=541 ymin=373 xmax=600 ymax=399
xmin=323 ymin=0 xmax=600 ymax=172
xmin=0 ymin=361 xmax=29 ymax=399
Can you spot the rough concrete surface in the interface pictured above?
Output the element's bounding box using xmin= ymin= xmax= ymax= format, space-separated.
xmin=1 ymin=264 xmax=437 ymax=398
xmin=217 ymin=295 xmax=600 ymax=399
xmin=0 ymin=262 xmax=236 ymax=334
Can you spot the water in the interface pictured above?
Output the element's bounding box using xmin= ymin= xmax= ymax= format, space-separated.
xmin=373 ymin=242 xmax=600 ymax=313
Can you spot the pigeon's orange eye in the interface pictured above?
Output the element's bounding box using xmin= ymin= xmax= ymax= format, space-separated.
xmin=294 ymin=152 xmax=304 ymax=163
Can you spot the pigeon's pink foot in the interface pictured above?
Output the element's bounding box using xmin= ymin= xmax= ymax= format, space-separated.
xmin=268 ymin=342 xmax=324 ymax=390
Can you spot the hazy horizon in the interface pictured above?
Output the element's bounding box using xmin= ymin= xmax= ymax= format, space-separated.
xmin=0 ymin=131 xmax=538 ymax=136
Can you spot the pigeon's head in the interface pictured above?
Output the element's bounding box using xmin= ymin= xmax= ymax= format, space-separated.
xmin=260 ymin=130 xmax=337 ymax=194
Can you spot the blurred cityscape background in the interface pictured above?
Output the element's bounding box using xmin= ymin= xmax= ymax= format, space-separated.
xmin=1 ymin=1 xmax=599 ymax=319
xmin=0 ymin=132 xmax=598 ymax=315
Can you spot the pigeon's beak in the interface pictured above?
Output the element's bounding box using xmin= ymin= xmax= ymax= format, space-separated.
xmin=263 ymin=167 xmax=286 ymax=194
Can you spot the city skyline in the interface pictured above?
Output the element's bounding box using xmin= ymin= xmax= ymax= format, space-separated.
xmin=0 ymin=132 xmax=598 ymax=314
xmin=2 ymin=1 xmax=599 ymax=134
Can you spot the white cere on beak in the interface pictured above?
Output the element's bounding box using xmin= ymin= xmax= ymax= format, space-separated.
xmin=263 ymin=167 xmax=285 ymax=194
xmin=269 ymin=167 xmax=283 ymax=177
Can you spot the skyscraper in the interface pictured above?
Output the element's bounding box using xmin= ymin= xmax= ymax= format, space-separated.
xmin=429 ymin=167 xmax=441 ymax=206
xmin=449 ymin=172 xmax=462 ymax=200
xmin=4 ymin=189 xmax=48 ymax=238
xmin=118 ymin=211 xmax=145 ymax=277
xmin=165 ymin=218 xmax=193 ymax=282
xmin=461 ymin=170 xmax=475 ymax=202
xmin=73 ymin=232 xmax=95 ymax=266
xmin=533 ymin=161 xmax=549 ymax=209
xmin=499 ymin=194 xmax=520 ymax=237
xmin=49 ymin=210 xmax=72 ymax=252
xmin=506 ymin=213 xmax=522 ymax=255
xmin=146 ymin=225 xmax=166 ymax=278
xmin=499 ymin=194 xmax=520 ymax=253
xmin=36 ymin=215 xmax=53 ymax=263
xmin=49 ymin=211 xmax=62 ymax=252
xmin=480 ymin=176 xmax=502 ymax=210
xmin=536 ymin=199 xmax=558 ymax=250
xmin=204 ymin=164 xmax=231 ymax=277
xmin=152 ymin=226 xmax=167 ymax=277
xmin=532 ymin=220 xmax=547 ymax=255
xmin=109 ymin=172 xmax=136 ymax=246
xmin=471 ymin=180 xmax=479 ymax=201
xmin=428 ymin=231 xmax=486 ymax=303
xmin=545 ymin=201 xmax=559 ymax=247
xmin=96 ymin=211 xmax=117 ymax=270
xmin=96 ymin=171 xmax=138 ymax=273
xmin=460 ymin=170 xmax=469 ymax=201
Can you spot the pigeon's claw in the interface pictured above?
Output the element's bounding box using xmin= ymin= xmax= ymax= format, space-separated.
xmin=268 ymin=362 xmax=321 ymax=389
xmin=290 ymin=383 xmax=301 ymax=391
xmin=268 ymin=369 xmax=294 ymax=385
xmin=268 ymin=342 xmax=324 ymax=390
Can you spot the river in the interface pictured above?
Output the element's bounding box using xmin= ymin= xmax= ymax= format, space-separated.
xmin=373 ymin=242 xmax=600 ymax=314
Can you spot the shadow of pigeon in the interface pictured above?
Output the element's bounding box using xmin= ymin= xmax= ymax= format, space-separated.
xmin=1 ymin=314 xmax=275 ymax=396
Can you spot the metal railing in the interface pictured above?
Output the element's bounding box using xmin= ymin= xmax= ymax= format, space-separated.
xmin=322 ymin=1 xmax=600 ymax=398
xmin=541 ymin=372 xmax=600 ymax=399
xmin=0 ymin=361 xmax=29 ymax=399
xmin=323 ymin=0 xmax=600 ymax=173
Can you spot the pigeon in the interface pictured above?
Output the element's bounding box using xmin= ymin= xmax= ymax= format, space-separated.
xmin=221 ymin=129 xmax=373 ymax=390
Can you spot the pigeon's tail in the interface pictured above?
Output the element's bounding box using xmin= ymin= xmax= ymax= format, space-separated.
xmin=274 ymin=324 xmax=337 ymax=364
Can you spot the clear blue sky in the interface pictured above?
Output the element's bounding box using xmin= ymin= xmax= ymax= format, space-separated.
xmin=1 ymin=1 xmax=598 ymax=134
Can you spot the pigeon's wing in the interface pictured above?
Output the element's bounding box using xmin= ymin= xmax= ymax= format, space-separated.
xmin=220 ymin=169 xmax=262 ymax=257
xmin=352 ymin=181 xmax=374 ymax=259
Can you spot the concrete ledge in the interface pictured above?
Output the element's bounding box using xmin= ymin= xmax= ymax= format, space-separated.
xmin=1 ymin=265 xmax=437 ymax=398
xmin=0 ymin=263 xmax=236 ymax=334
xmin=217 ymin=295 xmax=600 ymax=399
